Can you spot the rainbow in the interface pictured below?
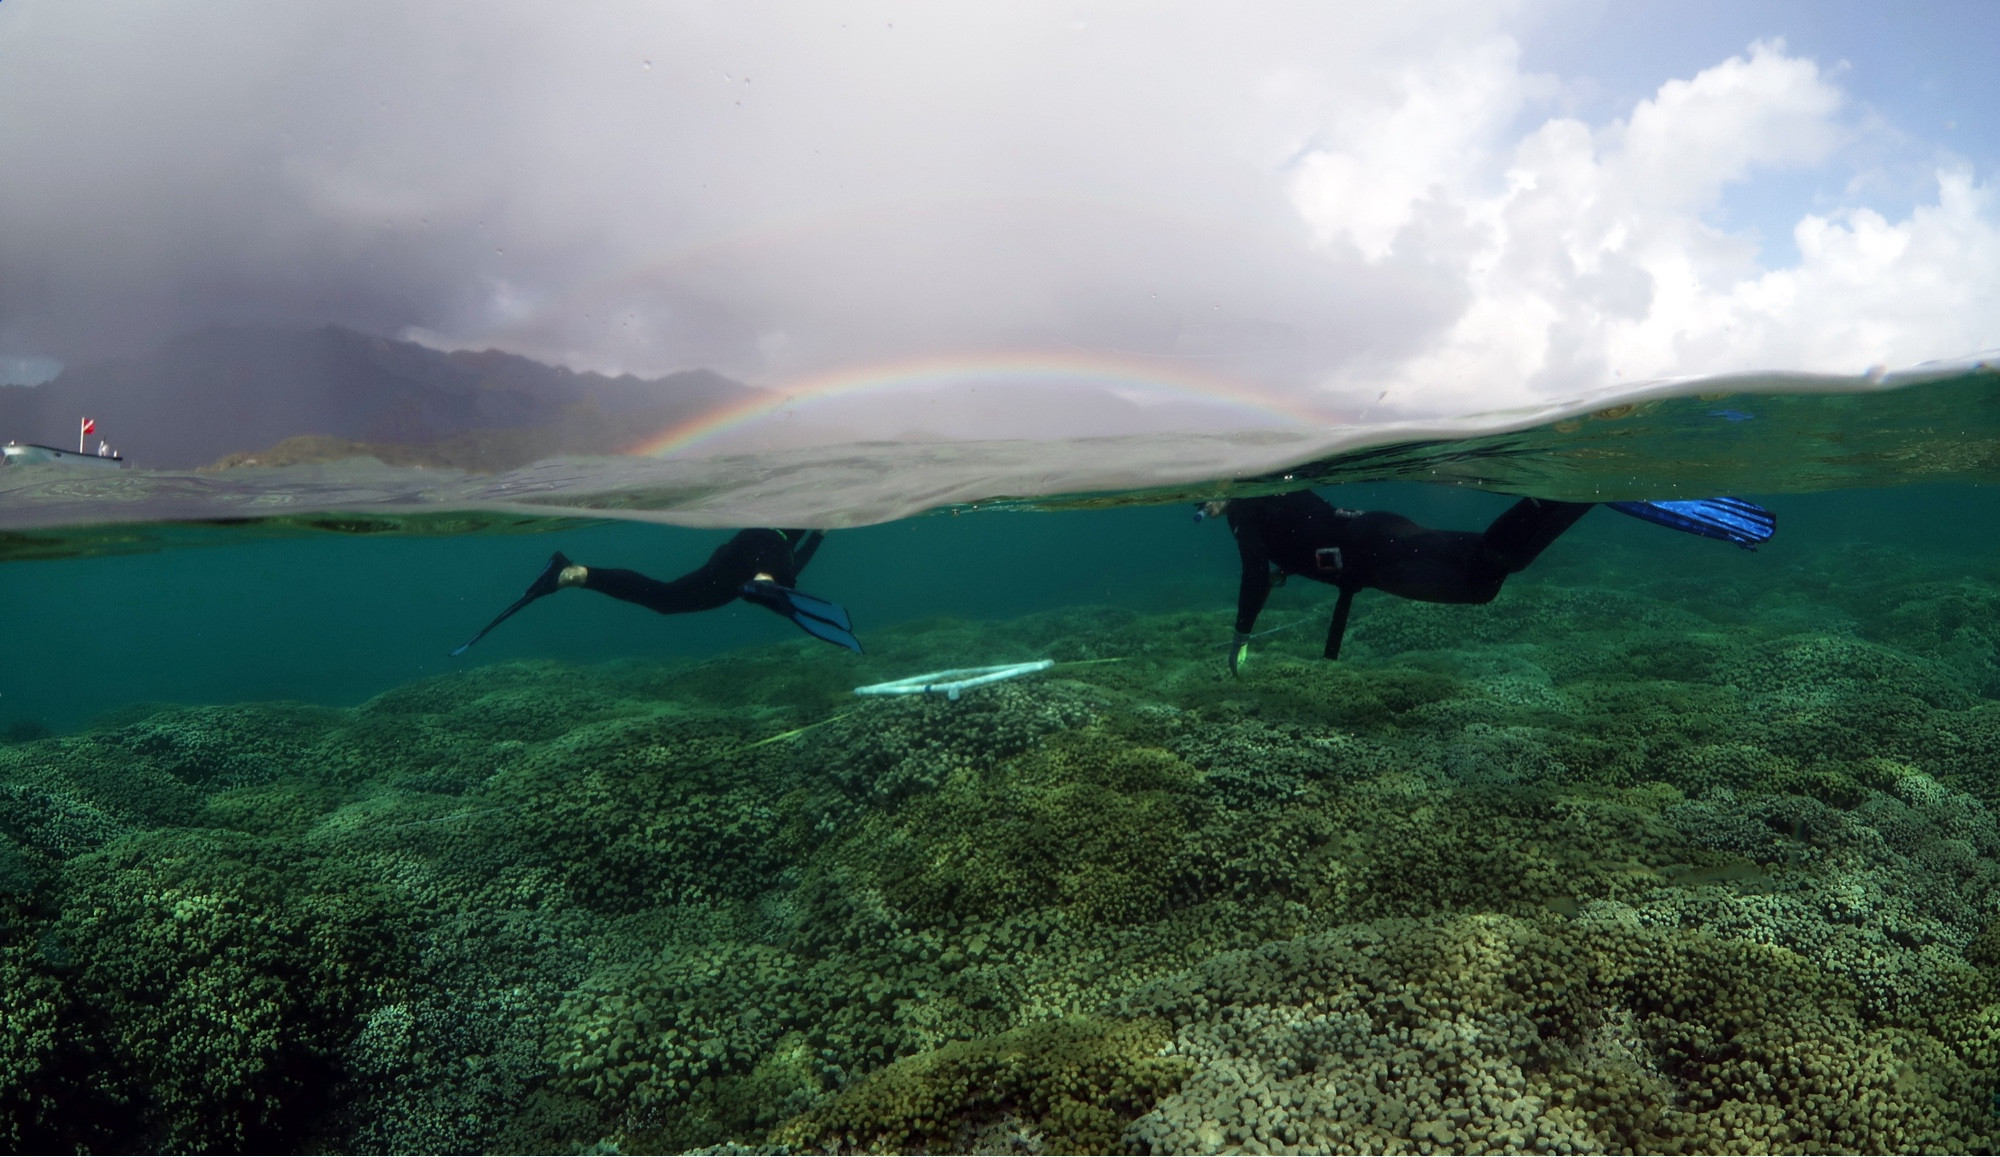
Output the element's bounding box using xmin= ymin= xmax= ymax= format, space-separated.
xmin=628 ymin=350 xmax=1325 ymax=458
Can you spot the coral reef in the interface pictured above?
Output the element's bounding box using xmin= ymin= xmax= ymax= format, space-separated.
xmin=1122 ymin=912 xmax=1998 ymax=1154
xmin=774 ymin=1015 xmax=1191 ymax=1154
xmin=6 ymin=526 xmax=2000 ymax=1153
xmin=55 ymin=829 xmax=414 ymax=1150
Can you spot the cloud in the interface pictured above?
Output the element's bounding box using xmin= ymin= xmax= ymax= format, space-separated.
xmin=1295 ymin=39 xmax=1999 ymax=411
xmin=0 ymin=4 xmax=1502 ymax=393
xmin=1287 ymin=37 xmax=1548 ymax=262
xmin=0 ymin=4 xmax=1994 ymax=440
xmin=1614 ymin=41 xmax=1845 ymax=209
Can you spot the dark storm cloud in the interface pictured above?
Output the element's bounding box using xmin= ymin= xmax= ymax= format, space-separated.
xmin=0 ymin=1 xmax=1506 ymax=405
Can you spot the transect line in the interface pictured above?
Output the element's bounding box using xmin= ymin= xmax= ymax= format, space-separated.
xmin=733 ymin=709 xmax=861 ymax=753
xmin=1250 ymin=603 xmax=1340 ymax=638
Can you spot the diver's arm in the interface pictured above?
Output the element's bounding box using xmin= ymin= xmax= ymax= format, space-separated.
xmin=788 ymin=529 xmax=825 ymax=573
xmin=1324 ymin=587 xmax=1357 ymax=660
xmin=1226 ymin=525 xmax=1273 ymax=676
xmin=1232 ymin=524 xmax=1273 ymax=635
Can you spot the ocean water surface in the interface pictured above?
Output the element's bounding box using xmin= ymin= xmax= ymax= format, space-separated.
xmin=6 ymin=373 xmax=2000 ymax=1152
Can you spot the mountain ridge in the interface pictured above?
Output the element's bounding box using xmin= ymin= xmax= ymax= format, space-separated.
xmin=0 ymin=324 xmax=756 ymax=469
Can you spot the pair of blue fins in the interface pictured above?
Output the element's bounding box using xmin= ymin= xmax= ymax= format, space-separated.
xmin=736 ymin=580 xmax=863 ymax=652
xmin=1605 ymin=495 xmax=1775 ymax=549
xmin=452 ymin=495 xmax=1773 ymax=658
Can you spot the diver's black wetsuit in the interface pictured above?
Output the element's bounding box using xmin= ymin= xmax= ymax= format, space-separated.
xmin=581 ymin=527 xmax=823 ymax=615
xmin=1225 ymin=491 xmax=1593 ymax=660
xmin=453 ymin=527 xmax=857 ymax=656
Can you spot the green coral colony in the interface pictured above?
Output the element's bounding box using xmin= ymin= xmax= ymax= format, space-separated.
xmin=9 ymin=514 xmax=2000 ymax=1155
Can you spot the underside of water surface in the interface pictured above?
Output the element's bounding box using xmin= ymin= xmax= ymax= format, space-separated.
xmin=6 ymin=475 xmax=2000 ymax=1153
xmin=3 ymin=359 xmax=1997 ymax=553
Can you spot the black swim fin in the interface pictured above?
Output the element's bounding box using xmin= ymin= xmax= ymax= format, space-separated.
xmin=1606 ymin=497 xmax=1775 ymax=549
xmin=451 ymin=552 xmax=572 ymax=656
xmin=740 ymin=581 xmax=863 ymax=653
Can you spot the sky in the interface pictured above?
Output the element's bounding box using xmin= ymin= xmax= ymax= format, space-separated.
xmin=1 ymin=0 xmax=1996 ymax=436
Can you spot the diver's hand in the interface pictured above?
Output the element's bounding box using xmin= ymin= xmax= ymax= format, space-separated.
xmin=1228 ymin=632 xmax=1251 ymax=676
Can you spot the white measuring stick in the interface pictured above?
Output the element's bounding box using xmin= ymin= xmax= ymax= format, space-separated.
xmin=853 ymin=659 xmax=1055 ymax=701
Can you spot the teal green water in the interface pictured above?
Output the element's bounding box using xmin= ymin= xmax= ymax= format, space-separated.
xmin=9 ymin=470 xmax=2000 ymax=1153
xmin=2 ymin=503 xmax=1230 ymax=732
xmin=0 ymin=484 xmax=1537 ymax=733
xmin=4 ymin=481 xmax=1991 ymax=732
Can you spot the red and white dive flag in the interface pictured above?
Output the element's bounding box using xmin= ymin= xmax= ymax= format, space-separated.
xmin=79 ymin=416 xmax=95 ymax=452
xmin=80 ymin=418 xmax=96 ymax=435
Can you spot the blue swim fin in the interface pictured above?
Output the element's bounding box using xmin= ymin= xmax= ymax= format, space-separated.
xmin=781 ymin=588 xmax=853 ymax=632
xmin=1606 ymin=497 xmax=1775 ymax=549
xmin=790 ymin=607 xmax=865 ymax=653
xmin=740 ymin=581 xmax=863 ymax=653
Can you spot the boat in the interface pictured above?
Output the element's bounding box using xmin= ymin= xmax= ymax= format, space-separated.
xmin=3 ymin=441 xmax=126 ymax=468
xmin=2 ymin=417 xmax=126 ymax=468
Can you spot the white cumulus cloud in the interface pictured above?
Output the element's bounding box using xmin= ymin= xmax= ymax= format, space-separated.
xmin=1291 ymin=39 xmax=2000 ymax=413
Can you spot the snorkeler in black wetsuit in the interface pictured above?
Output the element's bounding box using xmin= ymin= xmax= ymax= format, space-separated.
xmin=1204 ymin=491 xmax=1593 ymax=673
xmin=450 ymin=528 xmax=861 ymax=656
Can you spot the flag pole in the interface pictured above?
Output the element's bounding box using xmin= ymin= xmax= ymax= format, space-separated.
xmin=79 ymin=417 xmax=85 ymax=453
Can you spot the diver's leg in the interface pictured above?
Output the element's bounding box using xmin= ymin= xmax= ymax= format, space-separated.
xmin=1365 ymin=528 xmax=1502 ymax=604
xmin=1344 ymin=501 xmax=1588 ymax=610
xmin=449 ymin=552 xmax=579 ymax=655
xmin=579 ymin=565 xmax=739 ymax=615
xmin=1477 ymin=499 xmax=1594 ymax=573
